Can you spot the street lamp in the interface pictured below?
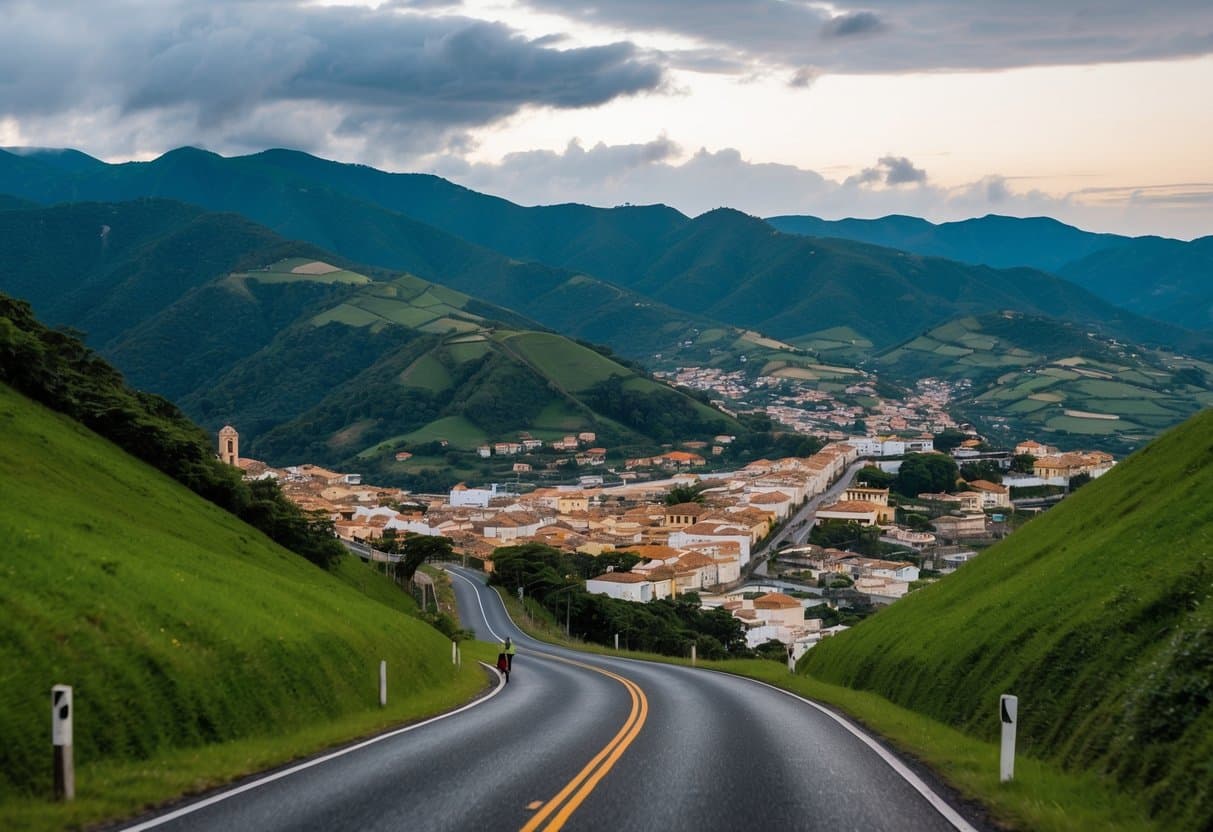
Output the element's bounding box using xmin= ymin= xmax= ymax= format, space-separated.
xmin=546 ymin=582 xmax=579 ymax=637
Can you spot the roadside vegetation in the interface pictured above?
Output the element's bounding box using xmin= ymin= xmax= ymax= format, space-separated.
xmin=805 ymin=409 xmax=1213 ymax=830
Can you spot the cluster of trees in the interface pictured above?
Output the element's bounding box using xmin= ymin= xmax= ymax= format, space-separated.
xmin=582 ymin=375 xmax=733 ymax=444
xmin=0 ymin=294 xmax=344 ymax=568
xmin=489 ymin=544 xmax=748 ymax=658
xmin=723 ymin=413 xmax=824 ymax=462
xmin=855 ymin=454 xmax=960 ymax=498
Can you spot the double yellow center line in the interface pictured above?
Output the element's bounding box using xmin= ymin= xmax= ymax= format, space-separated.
xmin=520 ymin=655 xmax=649 ymax=832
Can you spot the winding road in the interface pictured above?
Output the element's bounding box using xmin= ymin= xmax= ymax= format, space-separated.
xmin=120 ymin=565 xmax=982 ymax=832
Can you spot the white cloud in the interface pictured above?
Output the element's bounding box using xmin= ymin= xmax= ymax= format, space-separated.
xmin=427 ymin=137 xmax=1213 ymax=239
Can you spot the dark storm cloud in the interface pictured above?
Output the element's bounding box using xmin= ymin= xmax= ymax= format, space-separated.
xmin=845 ymin=156 xmax=928 ymax=187
xmin=0 ymin=0 xmax=665 ymax=152
xmin=820 ymin=11 xmax=886 ymax=39
xmin=523 ymin=1 xmax=1213 ymax=73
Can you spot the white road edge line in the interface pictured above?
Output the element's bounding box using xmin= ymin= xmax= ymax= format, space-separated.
xmin=447 ymin=567 xmax=505 ymax=643
xmin=733 ymin=675 xmax=978 ymax=832
xmin=120 ymin=664 xmax=506 ymax=831
xmin=455 ymin=564 xmax=975 ymax=832
xmin=449 ymin=566 xmax=971 ymax=829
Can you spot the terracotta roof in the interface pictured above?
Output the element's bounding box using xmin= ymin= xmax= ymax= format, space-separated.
xmin=967 ymin=479 xmax=1008 ymax=493
xmin=589 ymin=572 xmax=648 ymax=584
xmin=748 ymin=491 xmax=790 ymax=504
xmin=754 ymin=592 xmax=801 ymax=609
xmin=817 ymin=500 xmax=881 ymax=513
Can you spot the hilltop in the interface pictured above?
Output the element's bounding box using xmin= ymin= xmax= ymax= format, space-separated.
xmin=769 ymin=212 xmax=1213 ymax=333
xmin=803 ymin=409 xmax=1213 ymax=830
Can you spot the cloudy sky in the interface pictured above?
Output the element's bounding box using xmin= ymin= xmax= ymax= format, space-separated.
xmin=2 ymin=0 xmax=1211 ymax=237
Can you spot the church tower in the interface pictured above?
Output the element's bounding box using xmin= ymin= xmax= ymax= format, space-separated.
xmin=218 ymin=425 xmax=239 ymax=466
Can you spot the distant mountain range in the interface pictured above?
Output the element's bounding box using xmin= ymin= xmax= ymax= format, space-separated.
xmin=0 ymin=199 xmax=736 ymax=487
xmin=768 ymin=212 xmax=1213 ymax=332
xmin=2 ymin=145 xmax=1210 ymax=459
xmin=3 ymin=146 xmax=1208 ymax=358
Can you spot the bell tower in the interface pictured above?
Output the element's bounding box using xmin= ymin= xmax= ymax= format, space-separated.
xmin=218 ymin=425 xmax=239 ymax=466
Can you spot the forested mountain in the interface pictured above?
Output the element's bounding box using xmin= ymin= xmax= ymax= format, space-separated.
xmin=4 ymin=146 xmax=1207 ymax=359
xmin=1058 ymin=235 xmax=1213 ymax=331
xmin=769 ymin=212 xmax=1213 ymax=332
xmin=0 ymin=200 xmax=739 ymax=488
xmin=621 ymin=209 xmax=1207 ymax=353
xmin=0 ymin=147 xmax=719 ymax=361
xmin=767 ymin=212 xmax=1130 ymax=272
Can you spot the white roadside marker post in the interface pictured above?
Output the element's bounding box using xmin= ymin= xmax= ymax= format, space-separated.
xmin=379 ymin=661 xmax=388 ymax=708
xmin=614 ymin=633 xmax=619 ymax=651
xmin=451 ymin=640 xmax=457 ymax=665
xmin=691 ymin=644 xmax=697 ymax=667
xmin=51 ymin=685 xmax=74 ymax=801
xmin=787 ymin=644 xmax=796 ymax=674
xmin=1000 ymin=694 xmax=1018 ymax=782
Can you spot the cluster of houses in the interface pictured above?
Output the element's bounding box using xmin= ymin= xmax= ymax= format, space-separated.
xmin=220 ymin=423 xmax=1113 ymax=655
xmin=1010 ymin=440 xmax=1115 ymax=484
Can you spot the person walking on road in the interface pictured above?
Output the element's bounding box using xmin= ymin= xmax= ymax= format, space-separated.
xmin=496 ymin=651 xmax=510 ymax=684
xmin=504 ymin=637 xmax=516 ymax=672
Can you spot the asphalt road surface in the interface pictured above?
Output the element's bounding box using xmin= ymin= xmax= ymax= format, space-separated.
xmin=120 ymin=565 xmax=982 ymax=832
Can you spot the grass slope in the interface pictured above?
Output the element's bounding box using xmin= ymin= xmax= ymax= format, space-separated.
xmin=0 ymin=383 xmax=484 ymax=825
xmin=803 ymin=409 xmax=1213 ymax=830
xmin=877 ymin=312 xmax=1213 ymax=453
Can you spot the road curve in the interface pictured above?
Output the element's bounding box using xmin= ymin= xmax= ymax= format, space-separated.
xmin=120 ymin=566 xmax=983 ymax=832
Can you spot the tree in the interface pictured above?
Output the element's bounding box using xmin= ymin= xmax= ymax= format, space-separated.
xmin=665 ymin=484 xmax=703 ymax=505
xmin=398 ymin=534 xmax=454 ymax=584
xmin=1010 ymin=453 xmax=1037 ymax=474
xmin=855 ymin=465 xmax=895 ymax=489
xmin=933 ymin=428 xmax=968 ymax=453
xmin=809 ymin=520 xmax=881 ymax=552
xmin=894 ymin=453 xmax=960 ymax=496
xmin=960 ymin=460 xmax=1003 ymax=484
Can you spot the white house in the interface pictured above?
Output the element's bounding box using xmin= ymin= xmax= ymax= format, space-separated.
xmin=586 ymin=571 xmax=653 ymax=603
xmin=668 ymin=522 xmax=753 ymax=565
xmin=449 ymin=483 xmax=503 ymax=508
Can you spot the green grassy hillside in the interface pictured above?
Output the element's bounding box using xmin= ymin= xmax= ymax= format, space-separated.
xmin=803 ymin=409 xmax=1213 ymax=830
xmin=877 ymin=313 xmax=1213 ymax=453
xmin=0 ymin=381 xmax=485 ymax=824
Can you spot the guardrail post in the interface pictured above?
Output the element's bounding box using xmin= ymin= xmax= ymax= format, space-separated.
xmin=52 ymin=685 xmax=74 ymax=800
xmin=1000 ymin=694 xmax=1018 ymax=782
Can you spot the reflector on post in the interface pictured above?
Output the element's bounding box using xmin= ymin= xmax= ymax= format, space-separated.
xmin=999 ymin=694 xmax=1018 ymax=783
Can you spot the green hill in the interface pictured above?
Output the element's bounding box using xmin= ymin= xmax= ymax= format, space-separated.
xmin=624 ymin=209 xmax=1209 ymax=354
xmin=0 ymin=382 xmax=485 ymax=826
xmin=0 ymin=201 xmax=743 ymax=489
xmin=876 ymin=313 xmax=1213 ymax=453
xmin=803 ymin=410 xmax=1213 ymax=830
xmin=0 ymin=149 xmax=732 ymax=363
xmin=1059 ymin=236 xmax=1213 ymax=332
